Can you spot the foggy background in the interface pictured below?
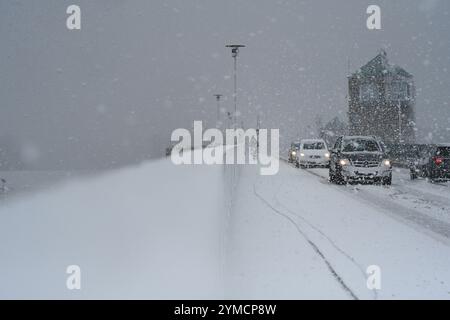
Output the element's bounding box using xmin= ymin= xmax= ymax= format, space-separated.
xmin=1 ymin=0 xmax=449 ymax=170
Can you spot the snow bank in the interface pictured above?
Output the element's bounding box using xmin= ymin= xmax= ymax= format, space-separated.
xmin=0 ymin=152 xmax=224 ymax=299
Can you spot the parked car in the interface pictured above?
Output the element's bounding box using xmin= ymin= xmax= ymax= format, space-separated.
xmin=329 ymin=135 xmax=392 ymax=185
xmin=410 ymin=144 xmax=450 ymax=182
xmin=288 ymin=142 xmax=300 ymax=163
xmin=295 ymin=139 xmax=330 ymax=168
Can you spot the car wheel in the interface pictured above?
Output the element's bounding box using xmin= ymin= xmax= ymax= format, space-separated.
xmin=329 ymin=169 xmax=335 ymax=183
xmin=331 ymin=167 xmax=345 ymax=184
xmin=429 ymin=175 xmax=439 ymax=183
xmin=382 ymin=174 xmax=392 ymax=186
xmin=420 ymin=169 xmax=427 ymax=178
xmin=425 ymin=168 xmax=432 ymax=179
xmin=295 ymin=161 xmax=300 ymax=168
xmin=427 ymin=170 xmax=436 ymax=183
xmin=338 ymin=169 xmax=346 ymax=185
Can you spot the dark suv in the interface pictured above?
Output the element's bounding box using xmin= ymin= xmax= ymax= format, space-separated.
xmin=329 ymin=136 xmax=392 ymax=185
xmin=410 ymin=144 xmax=450 ymax=182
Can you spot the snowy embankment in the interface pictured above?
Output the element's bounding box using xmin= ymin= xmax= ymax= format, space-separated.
xmin=0 ymin=149 xmax=225 ymax=299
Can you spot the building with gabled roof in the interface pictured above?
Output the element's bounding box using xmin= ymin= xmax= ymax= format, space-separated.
xmin=348 ymin=50 xmax=416 ymax=144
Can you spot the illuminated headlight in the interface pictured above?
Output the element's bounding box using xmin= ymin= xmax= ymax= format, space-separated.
xmin=300 ymin=153 xmax=305 ymax=157
xmin=324 ymin=152 xmax=330 ymax=158
xmin=339 ymin=159 xmax=350 ymax=166
xmin=383 ymin=159 xmax=391 ymax=167
xmin=291 ymin=151 xmax=296 ymax=156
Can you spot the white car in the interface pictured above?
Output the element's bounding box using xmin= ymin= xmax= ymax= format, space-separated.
xmin=295 ymin=139 xmax=330 ymax=168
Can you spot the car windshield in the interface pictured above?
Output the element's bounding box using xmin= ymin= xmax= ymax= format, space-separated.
xmin=303 ymin=142 xmax=325 ymax=150
xmin=292 ymin=143 xmax=301 ymax=149
xmin=342 ymin=139 xmax=380 ymax=152
xmin=436 ymin=147 xmax=450 ymax=157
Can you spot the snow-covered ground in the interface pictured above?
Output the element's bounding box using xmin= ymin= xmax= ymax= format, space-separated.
xmin=227 ymin=162 xmax=450 ymax=299
xmin=306 ymin=166 xmax=450 ymax=238
xmin=1 ymin=149 xmax=450 ymax=299
xmin=0 ymin=151 xmax=225 ymax=299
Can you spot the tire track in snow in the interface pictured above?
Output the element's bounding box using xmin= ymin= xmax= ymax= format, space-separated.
xmin=252 ymin=182 xmax=359 ymax=300
xmin=274 ymin=195 xmax=377 ymax=300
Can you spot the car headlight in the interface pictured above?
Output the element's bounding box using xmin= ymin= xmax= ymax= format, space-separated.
xmin=339 ymin=159 xmax=350 ymax=166
xmin=300 ymin=153 xmax=305 ymax=157
xmin=383 ymin=159 xmax=391 ymax=167
xmin=324 ymin=152 xmax=330 ymax=158
xmin=291 ymin=151 xmax=296 ymax=156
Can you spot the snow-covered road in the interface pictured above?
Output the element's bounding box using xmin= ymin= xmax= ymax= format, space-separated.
xmin=226 ymin=161 xmax=450 ymax=299
xmin=1 ymin=152 xmax=450 ymax=299
xmin=305 ymin=166 xmax=450 ymax=239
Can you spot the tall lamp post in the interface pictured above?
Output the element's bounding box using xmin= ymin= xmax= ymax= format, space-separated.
xmin=398 ymin=101 xmax=403 ymax=144
xmin=213 ymin=94 xmax=223 ymax=128
xmin=226 ymin=44 xmax=245 ymax=129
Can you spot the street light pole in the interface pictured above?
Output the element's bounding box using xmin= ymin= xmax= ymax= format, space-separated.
xmin=226 ymin=44 xmax=245 ymax=129
xmin=398 ymin=101 xmax=402 ymax=144
xmin=256 ymin=114 xmax=260 ymax=152
xmin=213 ymin=94 xmax=223 ymax=128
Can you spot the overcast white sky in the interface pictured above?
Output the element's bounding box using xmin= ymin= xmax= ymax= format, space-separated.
xmin=1 ymin=0 xmax=449 ymax=169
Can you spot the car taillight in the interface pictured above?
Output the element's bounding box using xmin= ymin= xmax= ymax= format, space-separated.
xmin=433 ymin=156 xmax=444 ymax=165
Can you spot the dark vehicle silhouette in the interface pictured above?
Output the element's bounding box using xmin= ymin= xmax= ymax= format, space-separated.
xmin=410 ymin=144 xmax=450 ymax=182
xmin=329 ymin=136 xmax=392 ymax=185
xmin=288 ymin=142 xmax=300 ymax=163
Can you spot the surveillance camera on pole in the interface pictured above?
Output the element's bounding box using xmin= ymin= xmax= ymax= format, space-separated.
xmin=226 ymin=44 xmax=245 ymax=129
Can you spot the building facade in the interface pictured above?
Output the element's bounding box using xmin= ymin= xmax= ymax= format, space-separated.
xmin=348 ymin=50 xmax=416 ymax=144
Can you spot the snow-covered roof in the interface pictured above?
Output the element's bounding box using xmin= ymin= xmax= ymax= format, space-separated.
xmin=342 ymin=135 xmax=378 ymax=140
xmin=352 ymin=50 xmax=413 ymax=79
xmin=300 ymin=138 xmax=326 ymax=143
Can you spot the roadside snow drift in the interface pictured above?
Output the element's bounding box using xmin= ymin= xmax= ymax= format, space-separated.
xmin=0 ymin=152 xmax=224 ymax=299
